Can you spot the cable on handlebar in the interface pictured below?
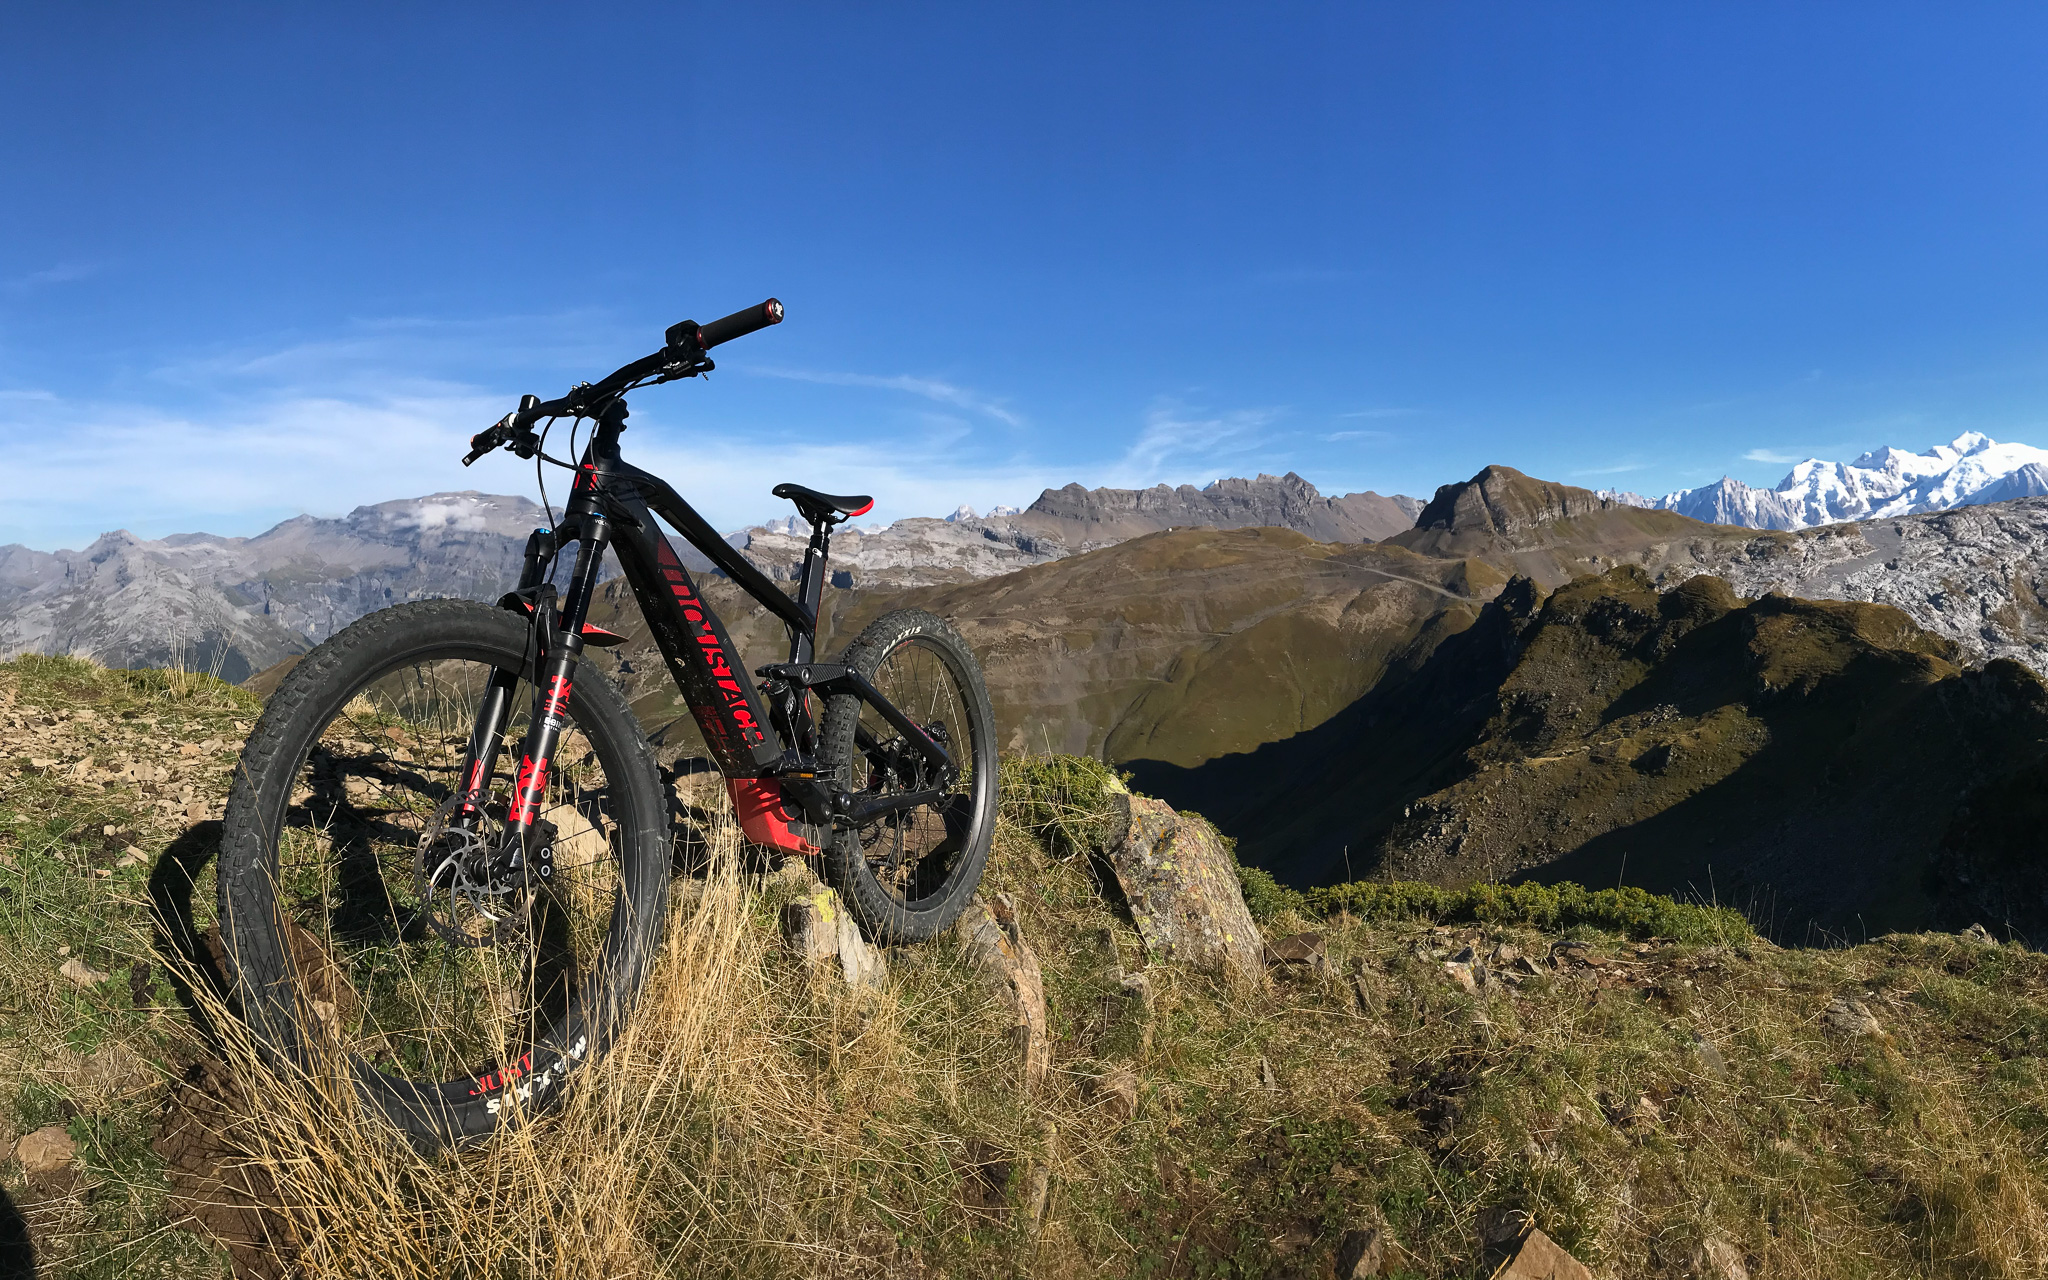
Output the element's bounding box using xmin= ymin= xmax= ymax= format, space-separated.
xmin=468 ymin=299 xmax=782 ymax=467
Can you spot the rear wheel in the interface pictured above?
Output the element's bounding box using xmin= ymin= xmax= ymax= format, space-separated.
xmin=817 ymin=609 xmax=996 ymax=942
xmin=216 ymin=599 xmax=669 ymax=1148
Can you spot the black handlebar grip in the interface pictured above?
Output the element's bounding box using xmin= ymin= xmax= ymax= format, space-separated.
xmin=694 ymin=298 xmax=784 ymax=349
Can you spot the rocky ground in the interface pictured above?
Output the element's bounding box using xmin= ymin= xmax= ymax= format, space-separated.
xmin=1681 ymin=497 xmax=2048 ymax=677
xmin=5 ymin=658 xmax=2048 ymax=1278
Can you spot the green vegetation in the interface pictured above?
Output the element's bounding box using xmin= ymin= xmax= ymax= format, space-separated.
xmin=996 ymin=752 xmax=1130 ymax=859
xmin=1232 ymin=860 xmax=1306 ymax=924
xmin=1306 ymin=878 xmax=1752 ymax=945
xmin=7 ymin=671 xmax=2048 ymax=1278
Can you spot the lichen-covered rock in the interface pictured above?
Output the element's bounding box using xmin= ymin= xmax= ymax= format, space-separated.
xmin=781 ymin=883 xmax=887 ymax=988
xmin=955 ymin=893 xmax=1051 ymax=1093
xmin=1106 ymin=795 xmax=1263 ymax=981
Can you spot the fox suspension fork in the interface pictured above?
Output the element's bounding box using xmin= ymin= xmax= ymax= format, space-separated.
xmin=455 ymin=526 xmax=555 ymax=819
xmin=502 ymin=512 xmax=612 ymax=841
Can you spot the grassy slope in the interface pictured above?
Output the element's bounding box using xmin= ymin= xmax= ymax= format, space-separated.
xmin=1141 ymin=566 xmax=2048 ymax=942
xmin=4 ymin=659 xmax=2048 ymax=1277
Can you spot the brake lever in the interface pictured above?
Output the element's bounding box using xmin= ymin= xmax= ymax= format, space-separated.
xmin=652 ymin=354 xmax=715 ymax=386
xmin=463 ymin=416 xmax=515 ymax=466
xmin=463 ymin=410 xmax=546 ymax=467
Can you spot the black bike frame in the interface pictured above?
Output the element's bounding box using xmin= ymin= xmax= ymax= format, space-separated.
xmin=459 ymin=396 xmax=954 ymax=848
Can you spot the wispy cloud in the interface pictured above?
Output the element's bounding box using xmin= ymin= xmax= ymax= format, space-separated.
xmin=1336 ymin=407 xmax=1418 ymax=420
xmin=1113 ymin=401 xmax=1282 ymax=483
xmin=3 ymin=260 xmax=105 ymax=293
xmin=743 ymin=365 xmax=1022 ymax=426
xmin=0 ymin=319 xmax=1320 ymax=550
xmin=0 ymin=385 xmax=1072 ymax=550
xmin=1321 ymin=429 xmax=1393 ymax=443
xmin=1571 ymin=460 xmax=1652 ymax=476
xmin=1742 ymin=447 xmax=1806 ymax=465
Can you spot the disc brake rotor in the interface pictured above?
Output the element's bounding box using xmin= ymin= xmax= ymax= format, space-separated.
xmin=416 ymin=797 xmax=531 ymax=949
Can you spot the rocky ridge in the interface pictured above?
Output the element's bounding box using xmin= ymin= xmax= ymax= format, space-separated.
xmin=1675 ymin=498 xmax=2048 ymax=676
xmin=726 ymin=471 xmax=1422 ymax=588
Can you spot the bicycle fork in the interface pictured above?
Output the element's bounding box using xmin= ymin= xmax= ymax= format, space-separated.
xmin=455 ymin=517 xmax=612 ymax=858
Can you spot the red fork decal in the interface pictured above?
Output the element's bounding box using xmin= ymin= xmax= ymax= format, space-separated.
xmin=542 ymin=674 xmax=573 ymax=720
xmin=506 ymin=753 xmax=549 ymax=825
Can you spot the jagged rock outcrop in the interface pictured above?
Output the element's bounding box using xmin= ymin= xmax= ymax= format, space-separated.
xmin=1390 ymin=466 xmax=1709 ymax=565
xmin=1015 ymin=472 xmax=1419 ymax=547
xmin=954 ymin=893 xmax=1052 ymax=1092
xmin=1673 ymin=498 xmax=2048 ymax=677
xmin=1104 ymin=794 xmax=1263 ymax=981
xmin=727 ymin=472 xmax=1424 ymax=589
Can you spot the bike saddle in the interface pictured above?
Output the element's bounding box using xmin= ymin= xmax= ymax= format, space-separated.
xmin=772 ymin=482 xmax=874 ymax=523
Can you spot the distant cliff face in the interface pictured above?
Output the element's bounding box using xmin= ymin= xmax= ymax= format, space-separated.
xmin=1678 ymin=497 xmax=2048 ymax=678
xmin=726 ymin=472 xmax=1424 ymax=588
xmin=1016 ymin=472 xmax=1421 ymax=546
xmin=0 ymin=493 xmax=559 ymax=682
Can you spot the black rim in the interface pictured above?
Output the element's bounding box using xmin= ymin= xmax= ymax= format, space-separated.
xmin=845 ymin=634 xmax=987 ymax=910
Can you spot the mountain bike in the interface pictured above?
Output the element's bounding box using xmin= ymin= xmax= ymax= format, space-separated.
xmin=216 ymin=300 xmax=997 ymax=1146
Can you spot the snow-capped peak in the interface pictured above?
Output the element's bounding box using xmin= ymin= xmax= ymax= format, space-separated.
xmin=1652 ymin=434 xmax=2048 ymax=531
xmin=946 ymin=504 xmax=979 ymax=522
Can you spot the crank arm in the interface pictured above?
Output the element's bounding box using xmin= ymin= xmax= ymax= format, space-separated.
xmin=837 ymin=787 xmax=947 ymax=826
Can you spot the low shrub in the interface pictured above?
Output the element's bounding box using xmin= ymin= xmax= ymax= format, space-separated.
xmin=997 ymin=753 xmax=1130 ymax=859
xmin=1235 ymin=862 xmax=1307 ymax=923
xmin=1305 ymin=879 xmax=1751 ymax=944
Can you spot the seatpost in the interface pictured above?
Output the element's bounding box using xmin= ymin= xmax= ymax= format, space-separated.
xmin=789 ymin=516 xmax=831 ymax=664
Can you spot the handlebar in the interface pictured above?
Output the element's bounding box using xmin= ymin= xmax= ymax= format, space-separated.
xmin=464 ymin=298 xmax=784 ymax=466
xmin=693 ymin=298 xmax=784 ymax=349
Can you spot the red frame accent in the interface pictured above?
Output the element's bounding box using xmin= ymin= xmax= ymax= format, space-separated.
xmin=726 ymin=777 xmax=819 ymax=855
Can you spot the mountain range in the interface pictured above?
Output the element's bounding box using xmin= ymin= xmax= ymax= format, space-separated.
xmin=18 ymin=440 xmax=2048 ymax=934
xmin=0 ymin=473 xmax=1421 ymax=679
xmin=1607 ymin=431 xmax=2048 ymax=530
xmin=546 ymin=460 xmax=2048 ymax=936
xmin=0 ymin=493 xmax=557 ymax=682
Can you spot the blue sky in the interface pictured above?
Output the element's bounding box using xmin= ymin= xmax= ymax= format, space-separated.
xmin=6 ymin=4 xmax=2048 ymax=549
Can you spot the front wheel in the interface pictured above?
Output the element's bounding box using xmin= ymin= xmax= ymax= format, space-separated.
xmin=817 ymin=609 xmax=997 ymax=943
xmin=216 ymin=599 xmax=670 ymax=1148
